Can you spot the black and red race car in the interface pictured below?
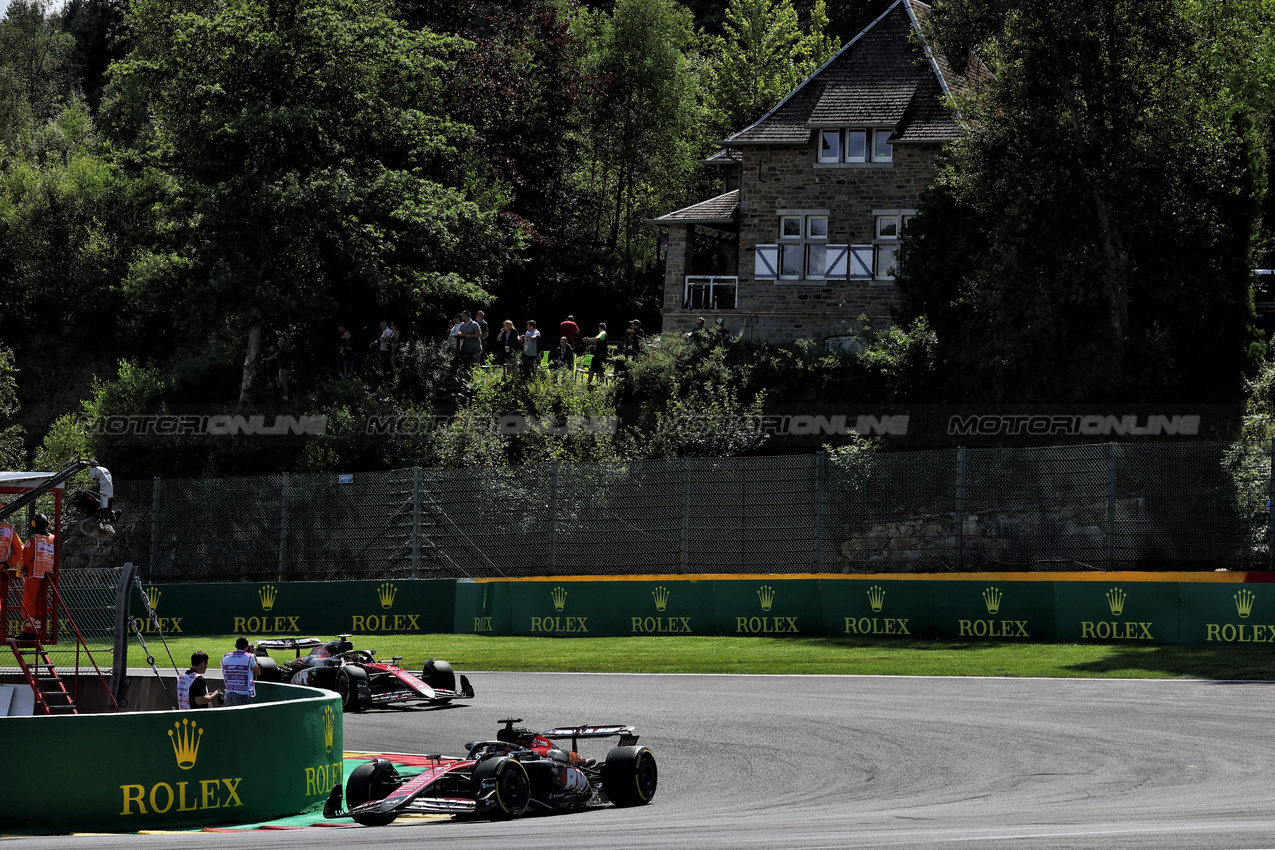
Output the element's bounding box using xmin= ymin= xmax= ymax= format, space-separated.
xmin=254 ymin=636 xmax=474 ymax=712
xmin=324 ymin=718 xmax=657 ymax=825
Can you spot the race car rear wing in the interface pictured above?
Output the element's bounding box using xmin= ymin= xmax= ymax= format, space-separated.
xmin=542 ymin=724 xmax=640 ymax=749
xmin=256 ymin=637 xmax=323 ymax=656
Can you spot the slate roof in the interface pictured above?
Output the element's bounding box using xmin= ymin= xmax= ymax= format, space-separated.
xmin=724 ymin=0 xmax=968 ymax=146
xmin=653 ymin=190 xmax=739 ymax=224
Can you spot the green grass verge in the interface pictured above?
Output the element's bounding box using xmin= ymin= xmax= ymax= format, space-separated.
xmin=128 ymin=634 xmax=1275 ymax=680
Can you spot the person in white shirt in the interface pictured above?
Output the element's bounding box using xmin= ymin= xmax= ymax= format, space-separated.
xmin=519 ymin=319 xmax=542 ymax=379
xmin=221 ymin=637 xmax=261 ymax=706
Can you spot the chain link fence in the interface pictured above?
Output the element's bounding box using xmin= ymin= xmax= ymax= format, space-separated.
xmin=2 ymin=567 xmax=119 ymax=675
xmin=54 ymin=442 xmax=1275 ymax=581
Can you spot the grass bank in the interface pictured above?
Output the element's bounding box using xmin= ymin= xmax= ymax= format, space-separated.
xmin=127 ymin=634 xmax=1275 ymax=680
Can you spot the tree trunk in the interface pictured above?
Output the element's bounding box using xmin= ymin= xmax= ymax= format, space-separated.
xmin=239 ymin=306 xmax=263 ymax=404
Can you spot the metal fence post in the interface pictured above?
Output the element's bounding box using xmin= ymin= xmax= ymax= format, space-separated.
xmin=814 ymin=451 xmax=826 ymax=570
xmin=149 ymin=477 xmax=162 ymax=581
xmin=1269 ymin=439 xmax=1274 ymax=570
xmin=548 ymin=462 xmax=560 ymax=575
xmin=679 ymin=458 xmax=691 ymax=574
xmin=411 ymin=467 xmax=422 ymax=579
xmin=278 ymin=472 xmax=289 ymax=582
xmin=955 ymin=447 xmax=966 ymax=572
xmin=1108 ymin=442 xmax=1117 ymax=569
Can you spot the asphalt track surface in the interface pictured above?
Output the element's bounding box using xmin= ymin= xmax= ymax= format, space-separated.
xmin=13 ymin=672 xmax=1275 ymax=849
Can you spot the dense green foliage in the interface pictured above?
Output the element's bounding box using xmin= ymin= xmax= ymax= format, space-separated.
xmin=895 ymin=0 xmax=1268 ymax=403
xmin=1 ymin=0 xmax=1274 ymax=476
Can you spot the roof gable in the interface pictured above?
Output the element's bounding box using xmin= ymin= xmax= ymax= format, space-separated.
xmin=724 ymin=0 xmax=964 ymax=146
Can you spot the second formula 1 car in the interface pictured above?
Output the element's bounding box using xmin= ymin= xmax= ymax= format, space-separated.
xmin=254 ymin=635 xmax=474 ymax=712
xmin=324 ymin=718 xmax=657 ymax=825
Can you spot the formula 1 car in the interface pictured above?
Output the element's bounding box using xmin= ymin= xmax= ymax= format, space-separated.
xmin=254 ymin=636 xmax=474 ymax=712
xmin=324 ymin=718 xmax=657 ymax=825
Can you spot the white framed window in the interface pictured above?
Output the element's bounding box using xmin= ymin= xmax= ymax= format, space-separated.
xmin=819 ymin=130 xmax=841 ymax=163
xmin=871 ymin=128 xmax=893 ymax=162
xmin=756 ymin=211 xmax=846 ymax=281
xmin=779 ymin=244 xmax=803 ymax=279
xmin=871 ymin=208 xmax=913 ymax=281
xmin=815 ymin=128 xmax=892 ymax=164
xmin=846 ymin=129 xmax=867 ymax=163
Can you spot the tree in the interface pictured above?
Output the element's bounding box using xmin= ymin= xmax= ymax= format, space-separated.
xmin=574 ymin=0 xmax=704 ymax=256
xmin=705 ymin=0 xmax=838 ymax=140
xmin=894 ymin=0 xmax=1264 ymax=402
xmin=104 ymin=0 xmax=517 ymax=401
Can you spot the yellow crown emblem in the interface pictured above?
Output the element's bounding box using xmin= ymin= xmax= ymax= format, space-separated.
xmin=1106 ymin=587 xmax=1126 ymax=616
xmin=322 ymin=706 xmax=335 ymax=753
xmin=1235 ymin=589 xmax=1256 ymax=619
xmin=145 ymin=586 xmax=161 ymax=610
xmin=378 ymin=582 xmax=397 ymax=609
xmin=867 ymin=585 xmax=885 ymax=613
xmin=551 ymin=586 xmax=568 ymax=612
xmin=982 ymin=587 xmax=1002 ymax=615
xmin=757 ymin=585 xmax=775 ymax=611
xmin=259 ymin=584 xmax=277 ymax=611
xmin=652 ymin=586 xmax=670 ymax=612
xmin=169 ymin=718 xmax=202 ymax=770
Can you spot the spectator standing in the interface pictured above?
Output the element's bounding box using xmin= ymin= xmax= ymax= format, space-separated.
xmin=714 ymin=317 xmax=730 ymax=345
xmin=475 ymin=310 xmax=490 ymax=354
xmin=370 ymin=321 xmax=394 ymax=372
xmin=446 ymin=313 xmax=463 ymax=351
xmin=582 ymin=322 xmax=608 ymax=385
xmin=519 ymin=320 xmax=542 ymax=378
xmin=334 ymin=325 xmax=348 ymax=375
xmin=221 ymin=637 xmax=261 ymax=706
xmin=689 ymin=316 xmax=706 ymax=338
xmin=178 ymin=650 xmax=222 ymax=709
xmin=560 ymin=315 xmax=580 ymax=350
xmin=339 ymin=328 xmax=358 ymax=377
xmin=264 ymin=339 xmax=281 ymax=390
xmin=496 ymin=320 xmax=519 ymax=376
xmin=276 ymin=337 xmax=291 ymax=399
xmin=457 ymin=310 xmax=483 ymax=376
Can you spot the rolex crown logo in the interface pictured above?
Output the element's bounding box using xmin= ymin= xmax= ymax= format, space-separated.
xmin=1235 ymin=588 xmax=1256 ymax=619
xmin=377 ymin=582 xmax=397 ymax=610
xmin=982 ymin=587 xmax=1002 ymax=615
xmin=757 ymin=585 xmax=775 ymax=612
xmin=145 ymin=586 xmax=161 ymax=610
xmin=551 ymin=586 xmax=568 ymax=612
xmin=259 ymin=584 xmax=277 ymax=611
xmin=1106 ymin=587 xmax=1126 ymax=616
xmin=322 ymin=706 xmax=335 ymax=753
xmin=169 ymin=718 xmax=202 ymax=770
xmin=867 ymin=585 xmax=885 ymax=613
xmin=652 ymin=586 xmax=670 ymax=612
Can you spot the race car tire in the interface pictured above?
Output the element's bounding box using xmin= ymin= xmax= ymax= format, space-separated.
xmin=345 ymin=758 xmax=400 ymax=826
xmin=333 ymin=667 xmax=355 ymax=712
xmin=602 ymin=746 xmax=658 ymax=807
xmin=471 ymin=757 xmax=530 ymax=818
xmin=421 ymin=658 xmax=456 ymax=691
xmin=343 ymin=664 xmax=370 ymax=711
xmin=256 ymin=656 xmax=282 ymax=684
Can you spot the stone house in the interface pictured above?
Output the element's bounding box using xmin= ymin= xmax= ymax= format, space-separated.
xmin=655 ymin=0 xmax=976 ymax=345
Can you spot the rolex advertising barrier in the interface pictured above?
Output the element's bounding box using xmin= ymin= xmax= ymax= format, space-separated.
xmin=132 ymin=573 xmax=1275 ymax=647
xmin=0 ymin=681 xmax=343 ymax=834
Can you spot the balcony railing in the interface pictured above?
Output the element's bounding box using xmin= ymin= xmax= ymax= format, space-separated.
xmin=683 ymin=276 xmax=738 ymax=310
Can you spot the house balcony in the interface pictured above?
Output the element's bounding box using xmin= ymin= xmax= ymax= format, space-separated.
xmin=684 ymin=276 xmax=738 ymax=311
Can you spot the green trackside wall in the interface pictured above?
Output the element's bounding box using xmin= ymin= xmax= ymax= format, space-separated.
xmin=0 ymin=682 xmax=342 ymax=834
xmin=133 ymin=573 xmax=1275 ymax=646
